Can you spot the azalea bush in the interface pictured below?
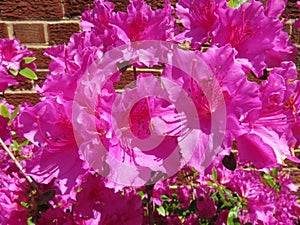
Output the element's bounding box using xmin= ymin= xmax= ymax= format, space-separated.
xmin=0 ymin=0 xmax=300 ymax=224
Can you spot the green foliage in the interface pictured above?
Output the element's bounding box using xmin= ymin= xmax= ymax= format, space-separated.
xmin=11 ymin=140 xmax=30 ymax=152
xmin=149 ymin=168 xmax=249 ymax=224
xmin=8 ymin=106 xmax=19 ymax=125
xmin=227 ymin=206 xmax=241 ymax=225
xmin=0 ymin=104 xmax=10 ymax=118
xmin=228 ymin=0 xmax=249 ymax=8
xmin=9 ymin=69 xmax=19 ymax=76
xmin=261 ymin=167 xmax=281 ymax=193
xmin=23 ymin=57 xmax=36 ymax=64
xmin=27 ymin=217 xmax=35 ymax=225
xmin=212 ymin=167 xmax=217 ymax=183
xmin=19 ymin=67 xmax=38 ymax=80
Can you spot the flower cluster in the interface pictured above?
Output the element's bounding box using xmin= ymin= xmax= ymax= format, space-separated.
xmin=0 ymin=0 xmax=300 ymax=224
xmin=0 ymin=38 xmax=37 ymax=92
xmin=148 ymin=161 xmax=300 ymax=224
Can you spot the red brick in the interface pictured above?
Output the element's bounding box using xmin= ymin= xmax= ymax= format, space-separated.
xmin=48 ymin=23 xmax=80 ymax=45
xmin=283 ymin=0 xmax=300 ymax=19
xmin=13 ymin=24 xmax=45 ymax=44
xmin=63 ymin=0 xmax=94 ymax=18
xmin=34 ymin=71 xmax=49 ymax=88
xmin=0 ymin=0 xmax=63 ymax=20
xmin=36 ymin=71 xmax=49 ymax=81
xmin=114 ymin=70 xmax=135 ymax=89
xmin=1 ymin=93 xmax=40 ymax=106
xmin=111 ymin=0 xmax=129 ymax=12
xmin=66 ymin=0 xmax=178 ymax=15
xmin=291 ymin=27 xmax=300 ymax=44
xmin=292 ymin=169 xmax=300 ymax=185
xmin=284 ymin=152 xmax=300 ymax=167
xmin=144 ymin=0 xmax=177 ymax=9
xmin=29 ymin=48 xmax=51 ymax=69
xmin=0 ymin=23 xmax=8 ymax=39
xmin=110 ymin=0 xmax=177 ymax=11
xmin=113 ymin=70 xmax=161 ymax=89
xmin=283 ymin=23 xmax=291 ymax=35
xmin=8 ymin=78 xmax=33 ymax=91
xmin=295 ymin=48 xmax=300 ymax=69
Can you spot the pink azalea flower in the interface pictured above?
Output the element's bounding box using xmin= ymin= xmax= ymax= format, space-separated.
xmin=215 ymin=210 xmax=229 ymax=225
xmin=39 ymin=32 xmax=105 ymax=100
xmin=210 ymin=160 xmax=300 ymax=224
xmin=293 ymin=1 xmax=300 ymax=29
xmin=81 ymin=0 xmax=132 ymax=48
xmin=217 ymin=167 xmax=275 ymax=224
xmin=0 ymin=170 xmax=29 ymax=225
xmin=153 ymin=180 xmax=170 ymax=206
xmin=163 ymin=44 xmax=261 ymax=170
xmin=196 ymin=45 xmax=261 ymax=148
xmin=74 ymin=172 xmax=143 ymax=224
xmin=80 ymin=0 xmax=114 ymax=33
xmin=14 ymin=97 xmax=87 ymax=193
xmin=166 ymin=213 xmax=182 ymax=224
xmin=194 ymin=186 xmax=216 ymax=219
xmin=237 ymin=62 xmax=300 ymax=168
xmin=0 ymin=71 xmax=18 ymax=92
xmin=183 ymin=214 xmax=199 ymax=224
xmin=292 ymin=121 xmax=300 ymax=148
xmin=100 ymin=73 xmax=183 ymax=185
xmin=0 ymin=38 xmax=36 ymax=92
xmin=265 ymin=0 xmax=287 ymax=18
xmin=0 ymin=101 xmax=13 ymax=144
xmin=176 ymin=185 xmax=192 ymax=210
xmin=290 ymin=82 xmax=300 ymax=149
xmin=264 ymin=29 xmax=296 ymax=68
xmin=0 ymin=39 xmax=31 ymax=71
xmin=175 ymin=0 xmax=227 ymax=48
xmin=212 ymin=1 xmax=292 ymax=76
xmin=111 ymin=0 xmax=175 ymax=42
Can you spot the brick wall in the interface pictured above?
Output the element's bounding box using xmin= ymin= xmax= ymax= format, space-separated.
xmin=0 ymin=0 xmax=299 ymax=196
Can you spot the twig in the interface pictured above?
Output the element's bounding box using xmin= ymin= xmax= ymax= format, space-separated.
xmin=146 ymin=184 xmax=155 ymax=225
xmin=133 ymin=66 xmax=137 ymax=80
xmin=0 ymin=137 xmax=36 ymax=189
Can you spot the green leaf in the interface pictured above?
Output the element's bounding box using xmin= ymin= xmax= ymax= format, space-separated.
xmin=156 ymin=205 xmax=166 ymax=216
xmin=8 ymin=106 xmax=19 ymax=125
xmin=137 ymin=190 xmax=144 ymax=197
xmin=9 ymin=69 xmax=19 ymax=76
xmin=212 ymin=167 xmax=217 ymax=183
xmin=219 ymin=189 xmax=226 ymax=202
xmin=272 ymin=167 xmax=279 ymax=178
xmin=23 ymin=57 xmax=36 ymax=64
xmin=27 ymin=217 xmax=35 ymax=225
xmin=171 ymin=193 xmax=178 ymax=199
xmin=161 ymin=194 xmax=169 ymax=200
xmin=224 ymin=188 xmax=234 ymax=198
xmin=0 ymin=104 xmax=10 ymax=118
xmin=206 ymin=181 xmax=215 ymax=188
xmin=20 ymin=140 xmax=30 ymax=148
xmin=262 ymin=173 xmax=276 ymax=188
xmin=227 ymin=206 xmax=241 ymax=225
xmin=228 ymin=0 xmax=249 ymax=8
xmin=19 ymin=67 xmax=38 ymax=80
xmin=21 ymin=201 xmax=29 ymax=209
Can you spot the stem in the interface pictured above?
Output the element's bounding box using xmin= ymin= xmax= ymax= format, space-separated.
xmin=146 ymin=184 xmax=154 ymax=225
xmin=133 ymin=66 xmax=137 ymax=80
xmin=0 ymin=137 xmax=36 ymax=189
